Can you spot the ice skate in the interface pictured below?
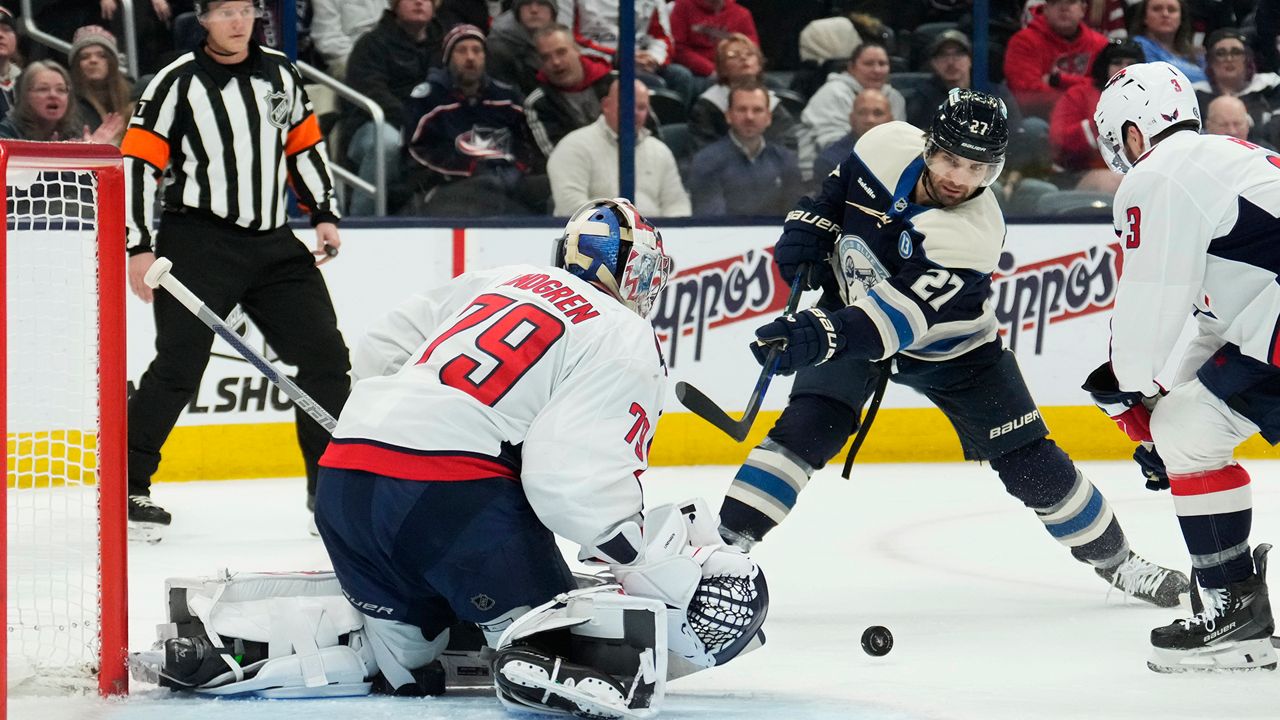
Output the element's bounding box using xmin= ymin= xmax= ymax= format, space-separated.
xmin=494 ymin=644 xmax=638 ymax=720
xmin=1096 ymin=551 xmax=1189 ymax=608
xmin=128 ymin=495 xmax=171 ymax=543
xmin=1148 ymin=544 xmax=1277 ymax=673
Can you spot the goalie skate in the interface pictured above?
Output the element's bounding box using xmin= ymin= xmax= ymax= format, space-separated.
xmin=495 ymin=646 xmax=649 ymax=720
xmin=1148 ymin=544 xmax=1277 ymax=673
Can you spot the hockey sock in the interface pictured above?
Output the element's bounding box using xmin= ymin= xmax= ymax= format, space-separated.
xmin=991 ymin=438 xmax=1128 ymax=567
xmin=1169 ymin=464 xmax=1254 ymax=588
xmin=720 ymin=438 xmax=815 ymax=544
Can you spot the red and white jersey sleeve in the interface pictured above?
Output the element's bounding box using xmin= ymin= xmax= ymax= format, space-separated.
xmin=327 ymin=264 xmax=667 ymax=549
xmin=1110 ymin=131 xmax=1280 ymax=394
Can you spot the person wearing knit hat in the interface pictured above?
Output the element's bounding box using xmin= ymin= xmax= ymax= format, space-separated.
xmin=442 ymin=23 xmax=487 ymax=66
xmin=488 ymin=0 xmax=557 ymax=93
xmin=69 ymin=25 xmax=119 ymax=65
xmin=402 ymin=22 xmax=546 ymax=215
xmin=68 ymin=25 xmax=132 ymax=146
xmin=0 ymin=6 xmax=19 ymax=120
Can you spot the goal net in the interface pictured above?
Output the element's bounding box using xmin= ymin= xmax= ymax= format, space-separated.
xmin=2 ymin=142 xmax=127 ymax=706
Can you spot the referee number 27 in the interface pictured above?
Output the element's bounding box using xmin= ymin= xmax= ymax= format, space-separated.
xmin=415 ymin=293 xmax=566 ymax=406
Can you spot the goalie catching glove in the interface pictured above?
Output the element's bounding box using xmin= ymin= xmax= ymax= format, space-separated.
xmin=751 ymin=307 xmax=845 ymax=375
xmin=492 ymin=498 xmax=769 ymax=719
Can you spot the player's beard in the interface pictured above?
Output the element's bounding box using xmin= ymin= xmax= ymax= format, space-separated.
xmin=922 ymin=170 xmax=971 ymax=208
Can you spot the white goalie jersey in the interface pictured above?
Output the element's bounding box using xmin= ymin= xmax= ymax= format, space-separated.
xmin=320 ymin=264 xmax=667 ymax=549
xmin=1109 ymin=131 xmax=1280 ymax=395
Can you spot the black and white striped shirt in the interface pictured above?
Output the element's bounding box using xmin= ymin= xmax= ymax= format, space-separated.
xmin=122 ymin=41 xmax=339 ymax=254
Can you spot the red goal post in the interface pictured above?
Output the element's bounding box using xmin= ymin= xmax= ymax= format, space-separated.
xmin=0 ymin=141 xmax=128 ymax=715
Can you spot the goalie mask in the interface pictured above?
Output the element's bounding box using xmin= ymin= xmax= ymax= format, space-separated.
xmin=1094 ymin=61 xmax=1200 ymax=173
xmin=554 ymin=198 xmax=674 ymax=317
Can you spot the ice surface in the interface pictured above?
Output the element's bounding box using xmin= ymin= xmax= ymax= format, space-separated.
xmin=13 ymin=460 xmax=1280 ymax=720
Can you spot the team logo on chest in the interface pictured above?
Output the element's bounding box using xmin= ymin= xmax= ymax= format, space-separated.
xmin=264 ymin=90 xmax=291 ymax=129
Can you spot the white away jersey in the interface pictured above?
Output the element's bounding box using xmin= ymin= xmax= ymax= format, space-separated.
xmin=321 ymin=264 xmax=667 ymax=549
xmin=1110 ymin=131 xmax=1280 ymax=395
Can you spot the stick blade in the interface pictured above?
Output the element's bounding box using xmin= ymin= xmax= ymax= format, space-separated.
xmin=675 ymin=381 xmax=751 ymax=442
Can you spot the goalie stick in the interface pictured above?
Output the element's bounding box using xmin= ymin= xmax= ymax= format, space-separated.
xmin=144 ymin=257 xmax=338 ymax=433
xmin=675 ymin=269 xmax=806 ymax=442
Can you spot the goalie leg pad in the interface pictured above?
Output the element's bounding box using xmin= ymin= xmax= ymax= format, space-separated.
xmin=494 ymin=586 xmax=667 ymax=718
xmin=133 ymin=571 xmax=376 ymax=698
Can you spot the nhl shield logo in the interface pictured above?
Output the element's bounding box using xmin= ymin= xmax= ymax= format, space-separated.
xmin=894 ymin=198 xmax=908 ymax=212
xmin=470 ymin=593 xmax=495 ymax=611
xmin=265 ymin=91 xmax=291 ymax=129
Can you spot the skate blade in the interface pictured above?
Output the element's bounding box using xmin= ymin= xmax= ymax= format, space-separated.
xmin=128 ymin=521 xmax=166 ymax=544
xmin=127 ymin=651 xmax=163 ymax=685
xmin=1148 ymin=637 xmax=1278 ymax=673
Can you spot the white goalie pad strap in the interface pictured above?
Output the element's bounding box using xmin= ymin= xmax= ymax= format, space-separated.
xmin=194 ymin=646 xmax=372 ymax=699
xmin=362 ymin=617 xmax=450 ymax=692
xmin=166 ymin=571 xmax=370 ymax=693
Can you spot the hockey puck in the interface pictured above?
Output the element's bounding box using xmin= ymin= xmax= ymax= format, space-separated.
xmin=861 ymin=626 xmax=893 ymax=657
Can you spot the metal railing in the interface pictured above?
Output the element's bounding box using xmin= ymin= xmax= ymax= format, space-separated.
xmin=20 ymin=0 xmax=141 ymax=80
xmin=18 ymin=5 xmax=393 ymax=217
xmin=297 ymin=61 xmax=387 ymax=217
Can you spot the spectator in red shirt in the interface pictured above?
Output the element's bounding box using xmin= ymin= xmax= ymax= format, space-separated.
xmin=1005 ymin=0 xmax=1109 ymax=119
xmin=1048 ymin=38 xmax=1144 ymax=191
xmin=669 ymin=0 xmax=758 ymax=79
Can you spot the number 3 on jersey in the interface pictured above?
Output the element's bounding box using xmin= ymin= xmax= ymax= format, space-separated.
xmin=415 ymin=293 xmax=565 ymax=406
xmin=1123 ymin=207 xmax=1141 ymax=249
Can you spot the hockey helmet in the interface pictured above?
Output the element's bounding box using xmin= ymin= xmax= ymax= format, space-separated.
xmin=1094 ymin=61 xmax=1200 ymax=173
xmin=925 ymin=88 xmax=1008 ymax=187
xmin=195 ymin=0 xmax=264 ymax=18
xmin=554 ymin=198 xmax=673 ymax=317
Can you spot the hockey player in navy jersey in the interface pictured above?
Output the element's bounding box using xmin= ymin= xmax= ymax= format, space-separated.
xmin=717 ymin=89 xmax=1190 ymax=609
xmin=1087 ymin=61 xmax=1277 ymax=672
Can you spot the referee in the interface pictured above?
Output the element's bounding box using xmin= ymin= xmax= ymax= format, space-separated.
xmin=122 ymin=0 xmax=350 ymax=538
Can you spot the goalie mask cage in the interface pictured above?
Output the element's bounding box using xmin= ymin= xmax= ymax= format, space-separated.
xmin=0 ymin=141 xmax=128 ymax=717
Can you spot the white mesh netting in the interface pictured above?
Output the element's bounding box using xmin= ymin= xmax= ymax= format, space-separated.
xmin=6 ymin=167 xmax=104 ymax=693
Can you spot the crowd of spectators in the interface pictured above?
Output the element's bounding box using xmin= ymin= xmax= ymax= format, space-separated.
xmin=7 ymin=0 xmax=1280 ymax=218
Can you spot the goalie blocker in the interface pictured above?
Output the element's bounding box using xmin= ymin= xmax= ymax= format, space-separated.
xmin=128 ymin=500 xmax=769 ymax=719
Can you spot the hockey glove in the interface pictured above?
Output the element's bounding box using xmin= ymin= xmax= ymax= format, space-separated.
xmin=751 ymin=308 xmax=846 ymax=375
xmin=1082 ymin=362 xmax=1157 ymax=443
xmin=1134 ymin=443 xmax=1170 ymax=491
xmin=777 ymin=200 xmax=839 ymax=290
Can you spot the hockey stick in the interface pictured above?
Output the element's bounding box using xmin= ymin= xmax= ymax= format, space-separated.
xmin=840 ymin=362 xmax=890 ymax=479
xmin=674 ymin=269 xmax=807 ymax=442
xmin=143 ymin=257 xmax=338 ymax=433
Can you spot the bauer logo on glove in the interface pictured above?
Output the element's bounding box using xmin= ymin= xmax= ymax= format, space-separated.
xmin=750 ymin=308 xmax=846 ymax=375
